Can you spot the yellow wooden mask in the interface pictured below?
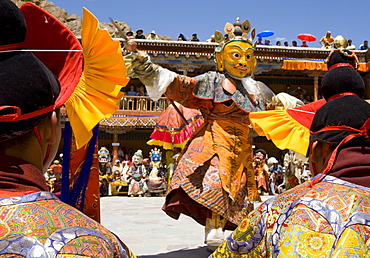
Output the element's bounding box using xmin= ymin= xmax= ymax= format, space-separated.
xmin=214 ymin=17 xmax=256 ymax=78
xmin=215 ymin=41 xmax=256 ymax=77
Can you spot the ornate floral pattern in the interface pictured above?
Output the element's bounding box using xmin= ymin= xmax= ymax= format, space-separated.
xmin=211 ymin=175 xmax=370 ymax=257
xmin=0 ymin=191 xmax=134 ymax=258
xmin=164 ymin=72 xmax=263 ymax=227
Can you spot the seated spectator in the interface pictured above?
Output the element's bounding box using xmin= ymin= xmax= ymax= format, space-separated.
xmin=256 ymin=37 xmax=264 ymax=45
xmin=126 ymin=84 xmax=138 ymax=96
xmin=347 ymin=39 xmax=356 ymax=50
xmin=135 ymin=85 xmax=141 ymax=94
xmin=128 ymin=148 xmax=134 ymax=160
xmin=126 ymin=84 xmax=137 ymax=109
xmin=191 ymin=33 xmax=200 ymax=42
xmin=285 ymin=84 xmax=294 ymax=95
xmin=319 ymin=30 xmax=334 ymax=48
xmin=156 ymin=94 xmax=167 ymax=110
xmin=125 ymin=31 xmax=135 ymax=47
xmin=137 ymin=86 xmax=148 ymax=110
xmin=264 ymin=39 xmax=270 ymax=46
xmin=276 ymin=41 xmax=281 ymax=46
xmin=275 ymin=168 xmax=285 ymax=194
xmin=177 ymin=33 xmax=188 ymax=41
xmin=135 ymin=29 xmax=145 ymax=39
xmin=298 ymin=94 xmax=308 ymax=104
xmin=292 ymin=40 xmax=298 ymax=47
xmin=126 ymin=31 xmax=134 ymax=40
xmin=359 ymin=40 xmax=369 ymax=50
xmin=292 ymin=86 xmax=307 ymax=98
xmin=139 ymin=86 xmax=147 ymax=96
xmin=118 ymin=147 xmax=125 ymax=161
xmin=283 ymin=41 xmax=289 ymax=47
xmin=147 ymin=30 xmax=159 ymax=40
xmin=300 ymin=40 xmax=308 ymax=47
xmin=123 ymin=153 xmax=131 ymax=163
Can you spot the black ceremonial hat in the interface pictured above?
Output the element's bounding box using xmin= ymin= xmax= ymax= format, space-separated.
xmin=322 ymin=48 xmax=364 ymax=101
xmin=0 ymin=0 xmax=60 ymax=141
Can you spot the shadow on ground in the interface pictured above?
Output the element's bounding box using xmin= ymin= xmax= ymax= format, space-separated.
xmin=137 ymin=246 xmax=210 ymax=258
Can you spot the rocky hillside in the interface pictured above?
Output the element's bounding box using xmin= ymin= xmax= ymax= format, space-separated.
xmin=11 ymin=0 xmax=171 ymax=40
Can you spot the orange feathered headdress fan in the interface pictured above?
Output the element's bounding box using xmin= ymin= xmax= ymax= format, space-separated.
xmin=20 ymin=3 xmax=129 ymax=149
xmin=19 ymin=3 xmax=129 ymax=220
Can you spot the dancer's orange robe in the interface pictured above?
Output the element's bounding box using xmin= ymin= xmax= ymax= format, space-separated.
xmin=163 ymin=72 xmax=262 ymax=229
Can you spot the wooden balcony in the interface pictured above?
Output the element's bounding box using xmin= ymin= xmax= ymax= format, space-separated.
xmin=60 ymin=96 xmax=170 ymax=130
xmin=98 ymin=96 xmax=170 ymax=133
xmin=116 ymin=96 xmax=170 ymax=117
xmin=60 ymin=39 xmax=370 ymax=132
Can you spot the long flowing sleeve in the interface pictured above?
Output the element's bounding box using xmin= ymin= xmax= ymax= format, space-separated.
xmin=124 ymin=51 xmax=176 ymax=101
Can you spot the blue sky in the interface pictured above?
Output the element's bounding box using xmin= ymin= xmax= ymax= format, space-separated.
xmin=51 ymin=0 xmax=368 ymax=49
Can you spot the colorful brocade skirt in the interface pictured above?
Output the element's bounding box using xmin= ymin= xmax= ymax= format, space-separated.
xmin=163 ymin=118 xmax=260 ymax=229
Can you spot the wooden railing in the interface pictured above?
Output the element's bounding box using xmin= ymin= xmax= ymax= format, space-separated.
xmin=118 ymin=96 xmax=170 ymax=112
xmin=131 ymin=39 xmax=369 ymax=62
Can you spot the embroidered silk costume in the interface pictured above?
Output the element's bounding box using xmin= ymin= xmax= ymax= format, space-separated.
xmin=211 ymin=174 xmax=370 ymax=257
xmin=0 ymin=1 xmax=136 ymax=257
xmin=164 ymin=72 xmax=264 ymax=227
xmin=0 ymin=156 xmax=134 ymax=258
xmin=212 ymin=40 xmax=370 ymax=257
xmin=124 ymin=18 xmax=278 ymax=250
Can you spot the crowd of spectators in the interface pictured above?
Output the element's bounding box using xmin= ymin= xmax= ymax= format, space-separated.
xmin=113 ymin=27 xmax=368 ymax=51
xmin=97 ymin=146 xmax=168 ymax=196
xmin=285 ymin=85 xmax=315 ymax=103
xmin=120 ymin=84 xmax=166 ymax=111
xmin=115 ymin=28 xmax=202 ymax=42
xmin=97 ymin=144 xmax=312 ymax=198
